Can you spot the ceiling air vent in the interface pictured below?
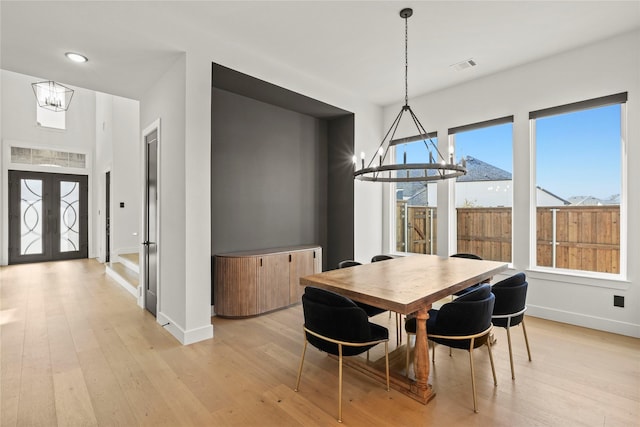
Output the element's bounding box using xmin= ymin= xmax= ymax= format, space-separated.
xmin=450 ymin=58 xmax=477 ymax=71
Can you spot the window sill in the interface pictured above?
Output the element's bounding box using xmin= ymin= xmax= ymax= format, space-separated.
xmin=524 ymin=267 xmax=629 ymax=290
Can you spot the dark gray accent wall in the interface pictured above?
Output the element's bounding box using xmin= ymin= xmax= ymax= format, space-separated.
xmin=211 ymin=64 xmax=355 ymax=301
xmin=326 ymin=115 xmax=355 ymax=270
xmin=212 ymin=88 xmax=328 ymax=256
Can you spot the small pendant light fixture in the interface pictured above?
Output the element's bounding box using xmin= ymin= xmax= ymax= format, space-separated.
xmin=354 ymin=8 xmax=467 ymax=182
xmin=32 ymin=80 xmax=74 ymax=112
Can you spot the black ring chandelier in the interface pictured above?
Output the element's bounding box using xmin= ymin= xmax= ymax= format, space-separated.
xmin=353 ymin=8 xmax=467 ymax=183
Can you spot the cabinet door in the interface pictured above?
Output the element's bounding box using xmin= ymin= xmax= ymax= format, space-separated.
xmin=290 ymin=249 xmax=319 ymax=303
xmin=258 ymin=253 xmax=290 ymax=313
xmin=214 ymin=256 xmax=258 ymax=317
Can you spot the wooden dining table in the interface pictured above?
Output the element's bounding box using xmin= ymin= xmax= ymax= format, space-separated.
xmin=299 ymin=254 xmax=508 ymax=404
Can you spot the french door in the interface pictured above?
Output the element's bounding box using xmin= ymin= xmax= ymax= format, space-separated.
xmin=8 ymin=170 xmax=88 ymax=264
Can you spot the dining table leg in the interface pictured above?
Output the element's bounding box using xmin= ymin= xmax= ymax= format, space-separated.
xmin=412 ymin=306 xmax=435 ymax=402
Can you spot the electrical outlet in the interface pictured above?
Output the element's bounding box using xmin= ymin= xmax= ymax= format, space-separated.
xmin=613 ymin=295 xmax=624 ymax=308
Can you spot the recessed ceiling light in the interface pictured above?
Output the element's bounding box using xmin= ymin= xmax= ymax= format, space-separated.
xmin=65 ymin=52 xmax=88 ymax=63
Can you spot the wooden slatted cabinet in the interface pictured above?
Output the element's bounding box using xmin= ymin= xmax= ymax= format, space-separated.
xmin=214 ymin=245 xmax=322 ymax=317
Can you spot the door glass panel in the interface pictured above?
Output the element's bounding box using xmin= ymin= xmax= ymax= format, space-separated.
xmin=60 ymin=181 xmax=79 ymax=252
xmin=20 ymin=179 xmax=43 ymax=255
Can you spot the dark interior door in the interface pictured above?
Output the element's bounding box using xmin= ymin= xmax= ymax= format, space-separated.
xmin=8 ymin=170 xmax=88 ymax=264
xmin=144 ymin=130 xmax=158 ymax=316
xmin=105 ymin=171 xmax=111 ymax=263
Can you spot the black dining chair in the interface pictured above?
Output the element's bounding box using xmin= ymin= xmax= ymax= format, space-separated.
xmin=491 ymin=272 xmax=532 ymax=380
xmin=336 ymin=260 xmax=387 ymax=318
xmin=404 ymin=284 xmax=497 ymax=413
xmin=295 ymin=286 xmax=390 ymax=422
xmin=450 ymin=253 xmax=489 ymax=297
xmin=371 ymin=254 xmax=402 ymax=345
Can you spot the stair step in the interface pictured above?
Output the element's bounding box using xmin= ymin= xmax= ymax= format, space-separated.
xmin=118 ymin=253 xmax=139 ymax=273
xmin=109 ymin=262 xmax=139 ymax=288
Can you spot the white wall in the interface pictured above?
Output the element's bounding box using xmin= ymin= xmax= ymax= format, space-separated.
xmin=94 ymin=92 xmax=140 ymax=263
xmin=0 ymin=70 xmax=140 ymax=266
xmin=94 ymin=92 xmax=113 ymax=262
xmin=139 ymin=54 xmax=193 ymax=342
xmin=111 ymin=96 xmax=140 ymax=253
xmin=1 ymin=70 xmax=96 ymax=263
xmin=383 ymin=30 xmax=640 ymax=337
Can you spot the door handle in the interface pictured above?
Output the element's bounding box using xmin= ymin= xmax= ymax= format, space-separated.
xmin=142 ymin=241 xmax=155 ymax=246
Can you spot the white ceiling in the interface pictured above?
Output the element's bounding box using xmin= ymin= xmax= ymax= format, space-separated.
xmin=1 ymin=1 xmax=639 ymax=106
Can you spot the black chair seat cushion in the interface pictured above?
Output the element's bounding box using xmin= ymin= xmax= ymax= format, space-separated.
xmin=303 ymin=287 xmax=389 ymax=357
xmin=405 ymin=284 xmax=494 ymax=350
xmin=491 ymin=272 xmax=528 ymax=328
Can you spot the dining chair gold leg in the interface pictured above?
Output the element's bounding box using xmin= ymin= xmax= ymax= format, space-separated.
xmin=338 ymin=344 xmax=343 ymax=423
xmin=506 ymin=326 xmax=515 ymax=380
xmin=397 ymin=313 xmax=402 ymax=345
xmin=432 ymin=340 xmax=436 ymax=363
xmin=385 ymin=341 xmax=390 ymax=391
xmin=469 ymin=339 xmax=478 ymax=413
xmin=522 ymin=319 xmax=532 ymax=361
xmin=486 ymin=340 xmax=497 ymax=386
xmin=294 ymin=338 xmax=308 ymax=391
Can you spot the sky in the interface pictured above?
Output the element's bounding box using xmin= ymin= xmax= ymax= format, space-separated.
xmin=399 ymin=104 xmax=621 ymax=201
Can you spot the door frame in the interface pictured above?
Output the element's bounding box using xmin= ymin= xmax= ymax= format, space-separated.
xmin=140 ymin=118 xmax=161 ymax=310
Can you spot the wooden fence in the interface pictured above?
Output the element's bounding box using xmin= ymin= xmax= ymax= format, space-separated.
xmin=536 ymin=205 xmax=620 ymax=274
xmin=395 ymin=203 xmax=437 ymax=254
xmin=396 ymin=203 xmax=620 ymax=273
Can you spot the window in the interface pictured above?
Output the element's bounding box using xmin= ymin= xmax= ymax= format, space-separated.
xmin=532 ymin=93 xmax=626 ymax=274
xmin=393 ymin=134 xmax=438 ymax=254
xmin=450 ymin=117 xmax=514 ymax=262
xmin=36 ymin=104 xmax=66 ymax=129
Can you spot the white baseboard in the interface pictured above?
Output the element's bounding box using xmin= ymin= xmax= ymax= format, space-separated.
xmin=105 ymin=266 xmax=137 ymax=298
xmin=157 ymin=311 xmax=214 ymax=345
xmin=527 ymin=304 xmax=640 ymax=338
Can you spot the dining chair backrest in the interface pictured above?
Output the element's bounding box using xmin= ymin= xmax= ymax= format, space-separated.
xmin=491 ymin=272 xmax=528 ymax=327
xmin=450 ymin=253 xmax=483 ymax=260
xmin=337 ymin=260 xmax=361 ymax=269
xmin=301 ymin=286 xmax=376 ymax=356
xmin=431 ymin=284 xmax=495 ymax=349
xmin=371 ymin=255 xmax=393 ymax=263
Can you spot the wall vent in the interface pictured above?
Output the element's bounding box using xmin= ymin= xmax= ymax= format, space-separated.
xmin=451 ymin=58 xmax=477 ymax=71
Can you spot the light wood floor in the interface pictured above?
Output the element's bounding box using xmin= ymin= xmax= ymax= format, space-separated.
xmin=1 ymin=259 xmax=638 ymax=426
